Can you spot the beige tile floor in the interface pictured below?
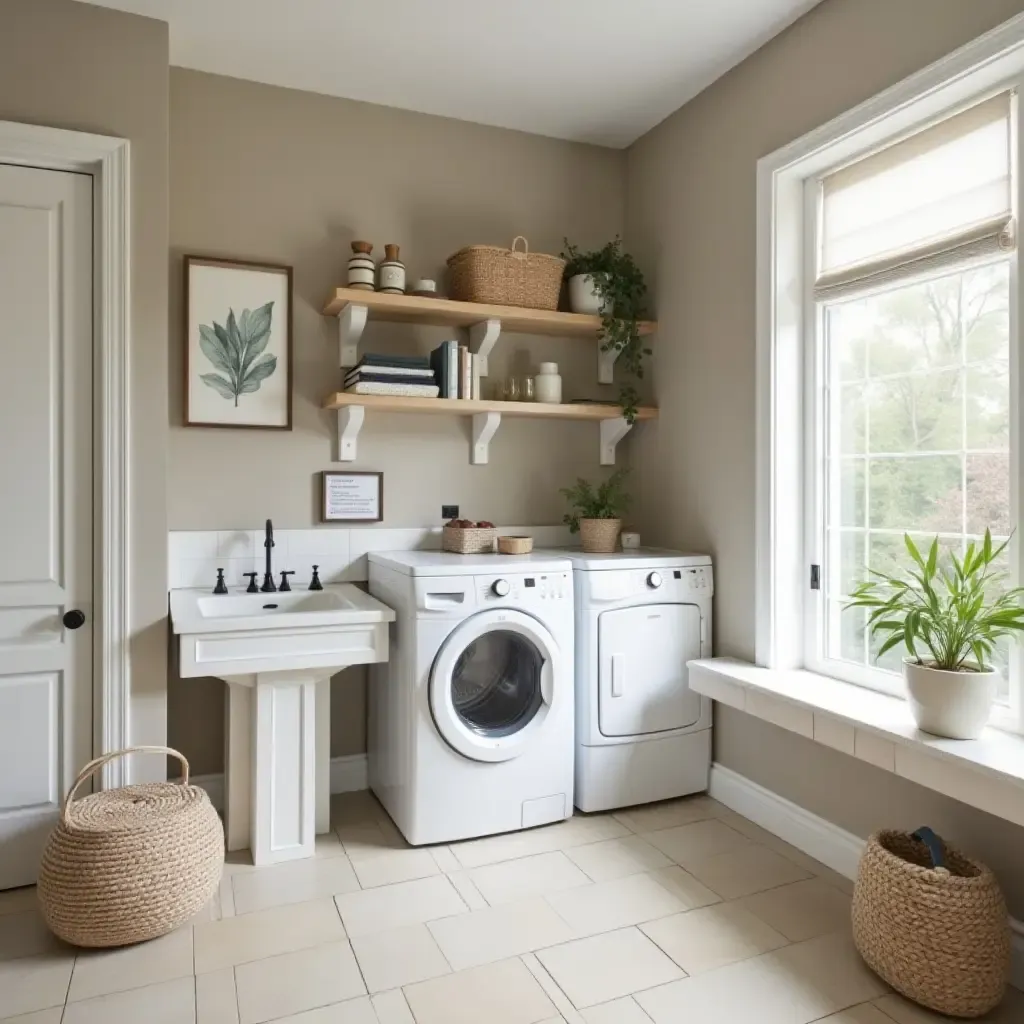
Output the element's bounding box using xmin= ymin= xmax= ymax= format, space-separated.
xmin=0 ymin=790 xmax=1020 ymax=1024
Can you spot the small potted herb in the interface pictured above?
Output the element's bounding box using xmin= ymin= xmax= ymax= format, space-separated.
xmin=561 ymin=238 xmax=650 ymax=424
xmin=845 ymin=530 xmax=1024 ymax=738
xmin=561 ymin=469 xmax=631 ymax=553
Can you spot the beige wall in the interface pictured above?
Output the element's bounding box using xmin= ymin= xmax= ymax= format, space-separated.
xmin=168 ymin=69 xmax=627 ymax=773
xmin=0 ymin=0 xmax=170 ymax=778
xmin=625 ymin=0 xmax=1024 ymax=914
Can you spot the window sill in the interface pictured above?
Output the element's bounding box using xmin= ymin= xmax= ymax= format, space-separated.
xmin=689 ymin=657 xmax=1024 ymax=828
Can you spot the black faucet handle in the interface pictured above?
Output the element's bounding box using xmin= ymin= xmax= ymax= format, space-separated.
xmin=243 ymin=572 xmax=259 ymax=593
xmin=213 ymin=568 xmax=228 ymax=595
xmin=279 ymin=570 xmax=295 ymax=592
xmin=309 ymin=565 xmax=323 ymax=591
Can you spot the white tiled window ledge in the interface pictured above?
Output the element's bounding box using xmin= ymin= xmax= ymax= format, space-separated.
xmin=689 ymin=658 xmax=1024 ymax=829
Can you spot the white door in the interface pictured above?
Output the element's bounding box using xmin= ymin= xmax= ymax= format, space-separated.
xmin=430 ymin=610 xmax=563 ymax=763
xmin=0 ymin=164 xmax=93 ymax=889
xmin=598 ymin=604 xmax=703 ymax=737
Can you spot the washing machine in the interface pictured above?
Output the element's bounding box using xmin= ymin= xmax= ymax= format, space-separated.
xmin=557 ymin=548 xmax=713 ymax=812
xmin=367 ymin=550 xmax=575 ymax=846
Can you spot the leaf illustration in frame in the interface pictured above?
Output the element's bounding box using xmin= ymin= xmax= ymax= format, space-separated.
xmin=198 ymin=301 xmax=277 ymax=406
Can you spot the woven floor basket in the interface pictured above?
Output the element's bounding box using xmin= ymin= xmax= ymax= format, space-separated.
xmin=447 ymin=236 xmax=565 ymax=310
xmin=852 ymin=829 xmax=1010 ymax=1017
xmin=38 ymin=746 xmax=224 ymax=948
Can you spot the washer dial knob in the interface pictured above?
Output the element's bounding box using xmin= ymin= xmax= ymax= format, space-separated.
xmin=647 ymin=571 xmax=663 ymax=589
xmin=492 ymin=579 xmax=511 ymax=597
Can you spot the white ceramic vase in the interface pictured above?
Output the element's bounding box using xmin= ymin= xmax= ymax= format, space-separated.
xmin=903 ymin=659 xmax=999 ymax=739
xmin=534 ymin=362 xmax=562 ymax=404
xmin=569 ymin=274 xmax=605 ymax=315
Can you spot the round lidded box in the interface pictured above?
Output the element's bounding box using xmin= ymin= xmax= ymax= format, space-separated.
xmin=38 ymin=746 xmax=224 ymax=948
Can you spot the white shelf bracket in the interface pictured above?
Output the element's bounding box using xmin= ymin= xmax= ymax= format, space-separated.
xmin=336 ymin=405 xmax=365 ymax=462
xmin=471 ymin=412 xmax=501 ymax=465
xmin=599 ymin=416 xmax=632 ymax=466
xmin=338 ymin=303 xmax=369 ymax=368
xmin=597 ymin=343 xmax=621 ymax=385
xmin=467 ymin=318 xmax=502 ymax=377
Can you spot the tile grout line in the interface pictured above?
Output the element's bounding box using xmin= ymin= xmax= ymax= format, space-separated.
xmin=520 ymin=952 xmax=584 ymax=1024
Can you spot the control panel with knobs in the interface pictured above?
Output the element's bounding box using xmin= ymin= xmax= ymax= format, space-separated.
xmin=492 ymin=579 xmax=511 ymax=597
xmin=646 ymin=571 xmax=662 ymax=589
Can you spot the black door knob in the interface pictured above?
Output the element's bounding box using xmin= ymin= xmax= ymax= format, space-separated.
xmin=63 ymin=609 xmax=86 ymax=630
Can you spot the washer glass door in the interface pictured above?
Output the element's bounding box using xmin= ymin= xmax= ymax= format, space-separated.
xmin=430 ymin=609 xmax=561 ymax=763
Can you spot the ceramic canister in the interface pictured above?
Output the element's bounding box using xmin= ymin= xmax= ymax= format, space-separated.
xmin=378 ymin=243 xmax=406 ymax=294
xmin=347 ymin=240 xmax=375 ymax=291
xmin=534 ymin=362 xmax=562 ymax=404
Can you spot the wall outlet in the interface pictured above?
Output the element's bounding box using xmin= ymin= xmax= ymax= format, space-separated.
xmin=442 ymin=505 xmax=459 ymax=520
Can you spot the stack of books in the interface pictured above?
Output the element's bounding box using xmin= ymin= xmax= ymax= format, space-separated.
xmin=344 ymin=354 xmax=439 ymax=397
xmin=430 ymin=340 xmax=482 ymax=400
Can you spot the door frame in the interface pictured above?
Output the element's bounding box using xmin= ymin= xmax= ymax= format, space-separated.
xmin=0 ymin=121 xmax=131 ymax=789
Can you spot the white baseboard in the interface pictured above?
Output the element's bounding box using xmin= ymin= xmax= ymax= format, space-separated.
xmin=708 ymin=762 xmax=1024 ymax=992
xmin=190 ymin=753 xmax=368 ymax=815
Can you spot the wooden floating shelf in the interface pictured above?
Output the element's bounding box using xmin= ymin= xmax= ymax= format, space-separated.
xmin=322 ymin=287 xmax=657 ymax=337
xmin=322 ymin=287 xmax=657 ymax=384
xmin=321 ymin=393 xmax=658 ymax=465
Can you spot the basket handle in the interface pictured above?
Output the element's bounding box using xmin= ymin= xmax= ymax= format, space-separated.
xmin=62 ymin=746 xmax=190 ymax=825
xmin=912 ymin=826 xmax=947 ymax=869
xmin=510 ymin=236 xmax=529 ymax=259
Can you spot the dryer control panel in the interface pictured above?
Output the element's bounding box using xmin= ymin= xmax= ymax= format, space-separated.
xmin=478 ymin=572 xmax=571 ymax=605
xmin=585 ymin=565 xmax=714 ymax=603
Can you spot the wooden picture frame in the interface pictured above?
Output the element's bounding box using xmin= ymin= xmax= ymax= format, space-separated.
xmin=321 ymin=471 xmax=384 ymax=522
xmin=184 ymin=255 xmax=293 ymax=429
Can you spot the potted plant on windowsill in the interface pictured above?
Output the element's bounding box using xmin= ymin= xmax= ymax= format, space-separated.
xmin=561 ymin=469 xmax=631 ymax=554
xmin=846 ymin=530 xmax=1024 ymax=739
xmin=561 ymin=237 xmax=650 ymax=425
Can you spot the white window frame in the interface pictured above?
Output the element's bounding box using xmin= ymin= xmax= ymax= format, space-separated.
xmin=756 ymin=13 xmax=1024 ymax=734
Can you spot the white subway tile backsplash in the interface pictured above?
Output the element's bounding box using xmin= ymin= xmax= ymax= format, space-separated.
xmin=167 ymin=525 xmax=576 ymax=594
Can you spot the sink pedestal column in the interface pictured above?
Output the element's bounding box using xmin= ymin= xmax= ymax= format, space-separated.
xmin=224 ymin=671 xmax=332 ymax=865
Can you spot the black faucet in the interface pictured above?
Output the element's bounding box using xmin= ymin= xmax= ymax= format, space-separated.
xmin=260 ymin=519 xmax=276 ymax=592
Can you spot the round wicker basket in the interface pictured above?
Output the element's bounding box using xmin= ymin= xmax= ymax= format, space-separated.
xmin=852 ymin=829 xmax=1010 ymax=1018
xmin=38 ymin=746 xmax=224 ymax=948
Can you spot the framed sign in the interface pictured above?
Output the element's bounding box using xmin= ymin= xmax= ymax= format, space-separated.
xmin=184 ymin=255 xmax=293 ymax=429
xmin=321 ymin=471 xmax=383 ymax=522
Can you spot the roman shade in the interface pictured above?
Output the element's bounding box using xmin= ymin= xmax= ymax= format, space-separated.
xmin=815 ymin=92 xmax=1015 ymax=300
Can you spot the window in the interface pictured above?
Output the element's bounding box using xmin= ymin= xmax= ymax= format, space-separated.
xmin=758 ymin=43 xmax=1024 ymax=733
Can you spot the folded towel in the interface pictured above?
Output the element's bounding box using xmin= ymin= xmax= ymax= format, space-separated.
xmin=345 ymin=381 xmax=440 ymax=398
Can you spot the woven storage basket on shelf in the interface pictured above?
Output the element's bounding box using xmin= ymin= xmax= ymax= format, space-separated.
xmin=447 ymin=236 xmax=565 ymax=310
xmin=442 ymin=525 xmax=496 ymax=554
xmin=38 ymin=746 xmax=224 ymax=948
xmin=852 ymin=828 xmax=1010 ymax=1018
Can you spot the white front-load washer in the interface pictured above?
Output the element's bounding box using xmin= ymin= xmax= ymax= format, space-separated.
xmin=367 ymin=550 xmax=575 ymax=846
xmin=554 ymin=548 xmax=713 ymax=812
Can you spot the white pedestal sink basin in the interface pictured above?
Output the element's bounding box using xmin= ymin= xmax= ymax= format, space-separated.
xmin=170 ymin=585 xmax=395 ymax=865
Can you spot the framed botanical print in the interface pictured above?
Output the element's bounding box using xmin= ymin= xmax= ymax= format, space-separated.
xmin=184 ymin=255 xmax=292 ymax=429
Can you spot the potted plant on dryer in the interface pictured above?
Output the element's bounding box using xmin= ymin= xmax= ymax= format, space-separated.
xmin=561 ymin=469 xmax=631 ymax=554
xmin=845 ymin=529 xmax=1024 ymax=739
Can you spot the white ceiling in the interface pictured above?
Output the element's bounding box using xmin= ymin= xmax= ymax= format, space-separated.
xmin=89 ymin=0 xmax=820 ymax=148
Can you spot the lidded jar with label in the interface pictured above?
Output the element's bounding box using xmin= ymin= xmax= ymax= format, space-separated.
xmin=534 ymin=362 xmax=562 ymax=404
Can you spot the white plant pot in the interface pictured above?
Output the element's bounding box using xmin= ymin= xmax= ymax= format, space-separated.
xmin=903 ymin=659 xmax=999 ymax=739
xmin=569 ymin=274 xmax=605 ymax=315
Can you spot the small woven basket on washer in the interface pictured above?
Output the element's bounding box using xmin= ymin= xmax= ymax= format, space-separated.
xmin=38 ymin=746 xmax=224 ymax=948
xmin=447 ymin=236 xmax=565 ymax=310
xmin=852 ymin=827 xmax=1010 ymax=1018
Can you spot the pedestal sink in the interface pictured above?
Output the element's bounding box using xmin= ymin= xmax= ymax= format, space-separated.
xmin=170 ymin=585 xmax=395 ymax=865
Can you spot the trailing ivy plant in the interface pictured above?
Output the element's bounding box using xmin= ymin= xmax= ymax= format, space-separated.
xmin=560 ymin=469 xmax=631 ymax=533
xmin=561 ymin=237 xmax=650 ymax=423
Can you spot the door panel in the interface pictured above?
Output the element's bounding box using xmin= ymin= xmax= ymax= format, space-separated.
xmin=0 ymin=164 xmax=93 ymax=889
xmin=598 ymin=604 xmax=702 ymax=737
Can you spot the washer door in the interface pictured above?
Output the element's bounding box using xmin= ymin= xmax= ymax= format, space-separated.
xmin=430 ymin=609 xmax=561 ymax=763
